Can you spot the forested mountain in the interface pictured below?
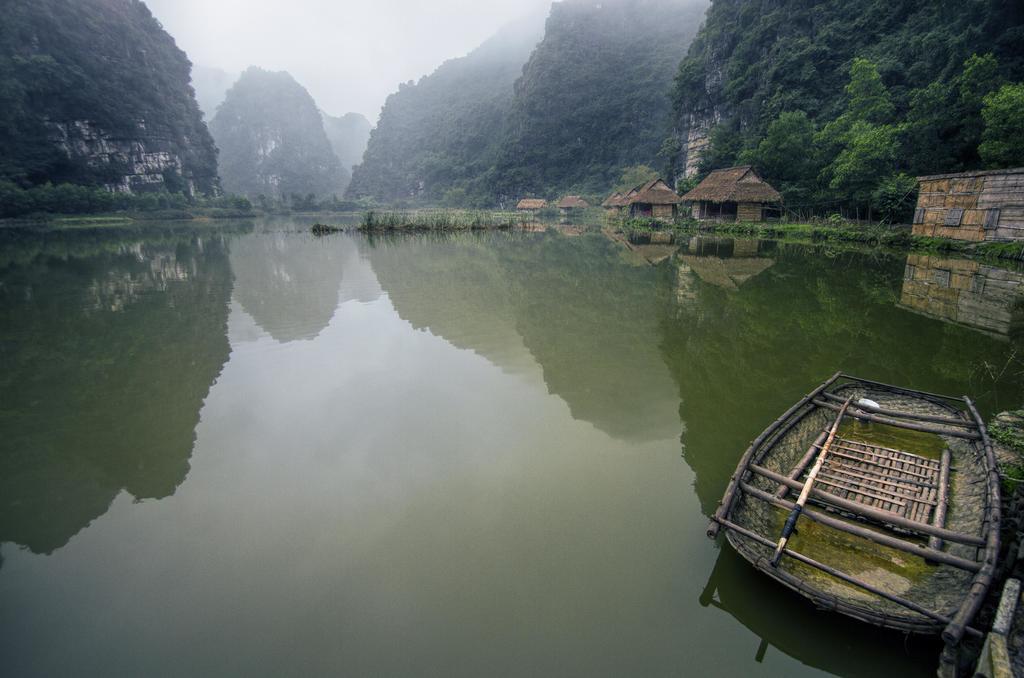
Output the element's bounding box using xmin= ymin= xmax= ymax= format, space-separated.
xmin=490 ymin=0 xmax=706 ymax=200
xmin=322 ymin=112 xmax=372 ymax=172
xmin=0 ymin=0 xmax=219 ymax=195
xmin=192 ymin=65 xmax=238 ymax=121
xmin=349 ymin=0 xmax=707 ymax=206
xmin=673 ymin=0 xmax=1024 ymax=217
xmin=346 ymin=9 xmax=546 ymax=205
xmin=209 ymin=67 xmax=350 ymax=199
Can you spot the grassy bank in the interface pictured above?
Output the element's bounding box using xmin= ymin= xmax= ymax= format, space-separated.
xmin=618 ymin=217 xmax=1024 ymax=262
xmin=2 ymin=207 xmax=257 ymax=228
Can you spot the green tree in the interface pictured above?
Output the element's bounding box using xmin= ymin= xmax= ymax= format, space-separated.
xmin=698 ymin=123 xmax=745 ymax=173
xmin=871 ymin=173 xmax=918 ymax=224
xmin=739 ymin=111 xmax=820 ymax=204
xmin=844 ymin=58 xmax=894 ymax=124
xmin=826 ymin=122 xmax=899 ymax=208
xmin=657 ymin=137 xmax=682 ymax=184
xmin=979 ymin=83 xmax=1024 ymax=167
xmin=613 ymin=165 xmax=659 ymax=193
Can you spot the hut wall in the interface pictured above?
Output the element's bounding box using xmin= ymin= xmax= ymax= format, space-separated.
xmin=913 ymin=172 xmax=1024 ymax=241
xmin=653 ymin=204 xmax=676 ymax=220
xmin=979 ymin=172 xmax=1024 ymax=240
xmin=899 ymin=254 xmax=1024 ymax=338
xmin=737 ymin=202 xmax=763 ymax=222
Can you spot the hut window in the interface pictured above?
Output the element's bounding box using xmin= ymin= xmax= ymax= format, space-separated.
xmin=944 ymin=208 xmax=964 ymax=227
xmin=933 ymin=269 xmax=951 ymax=288
xmin=984 ymin=208 xmax=1001 ymax=229
xmin=904 ymin=264 xmax=916 ymax=281
xmin=971 ymin=274 xmax=986 ymax=294
xmin=913 ymin=208 xmax=924 ymax=224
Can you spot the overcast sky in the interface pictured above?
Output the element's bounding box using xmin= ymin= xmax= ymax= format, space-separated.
xmin=146 ymin=0 xmax=553 ymax=123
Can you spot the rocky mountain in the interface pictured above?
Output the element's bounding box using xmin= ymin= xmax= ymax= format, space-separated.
xmin=192 ymin=65 xmax=238 ymax=121
xmin=672 ymin=0 xmax=1024 ymax=178
xmin=209 ymin=67 xmax=350 ymax=199
xmin=0 ymin=0 xmax=219 ymax=195
xmin=322 ymin=112 xmax=372 ymax=173
xmin=348 ymin=0 xmax=706 ymax=205
xmin=346 ymin=9 xmax=547 ymax=205
xmin=490 ymin=0 xmax=707 ymax=199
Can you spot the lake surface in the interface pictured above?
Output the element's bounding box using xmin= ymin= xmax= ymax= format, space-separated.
xmin=2 ymin=220 xmax=1022 ymax=677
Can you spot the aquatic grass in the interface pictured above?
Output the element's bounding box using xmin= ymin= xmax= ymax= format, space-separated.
xmin=358 ymin=209 xmax=529 ymax=231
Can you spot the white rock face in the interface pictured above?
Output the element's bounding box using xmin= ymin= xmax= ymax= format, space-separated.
xmin=46 ymin=119 xmax=198 ymax=195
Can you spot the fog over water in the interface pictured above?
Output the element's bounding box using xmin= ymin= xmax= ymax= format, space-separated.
xmin=146 ymin=0 xmax=553 ymax=121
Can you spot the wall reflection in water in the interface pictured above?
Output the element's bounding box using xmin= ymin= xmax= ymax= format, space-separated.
xmin=900 ymin=253 xmax=1024 ymax=341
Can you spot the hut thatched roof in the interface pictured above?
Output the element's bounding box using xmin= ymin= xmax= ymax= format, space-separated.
xmin=916 ymin=167 xmax=1024 ymax=181
xmin=627 ymin=178 xmax=683 ymax=205
xmin=681 ymin=166 xmax=781 ymax=204
xmin=517 ymin=198 xmax=547 ymax=210
xmin=602 ymin=191 xmax=626 ymax=208
xmin=557 ymin=196 xmax=591 ymax=209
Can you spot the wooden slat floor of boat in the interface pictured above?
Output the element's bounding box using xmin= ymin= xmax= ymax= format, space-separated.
xmin=799 ymin=437 xmax=944 ymax=523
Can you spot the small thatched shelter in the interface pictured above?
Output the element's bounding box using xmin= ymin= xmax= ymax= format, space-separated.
xmin=682 ymin=166 xmax=781 ymax=222
xmin=517 ymin=198 xmax=547 ymax=212
xmin=626 ymin=178 xmax=683 ymax=220
xmin=602 ymin=192 xmax=626 ymax=211
xmin=913 ymin=168 xmax=1024 ymax=242
xmin=557 ymin=196 xmax=591 ymax=213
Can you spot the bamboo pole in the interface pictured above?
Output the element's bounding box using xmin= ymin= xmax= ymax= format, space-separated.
xmin=717 ymin=517 xmax=983 ymax=638
xmin=771 ymin=398 xmax=852 ymax=566
xmin=708 ymin=371 xmax=843 ymax=539
xmin=943 ymin=397 xmax=1001 ymax=646
xmin=775 ymin=430 xmax=829 ymax=499
xmin=820 ymin=392 xmax=976 ymax=428
xmin=740 ymin=483 xmax=980 ymax=572
xmin=927 ymin=448 xmax=952 ymax=552
xmin=748 ymin=464 xmax=985 ymax=547
xmin=812 ymin=399 xmax=981 ymax=440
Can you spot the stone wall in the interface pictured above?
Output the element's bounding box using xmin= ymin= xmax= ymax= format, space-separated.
xmin=913 ymin=170 xmax=1024 ymax=242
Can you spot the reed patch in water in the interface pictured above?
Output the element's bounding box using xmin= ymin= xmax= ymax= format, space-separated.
xmin=358 ymin=209 xmax=529 ymax=231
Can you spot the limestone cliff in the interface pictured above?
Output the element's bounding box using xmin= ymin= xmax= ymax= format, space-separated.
xmin=210 ymin=68 xmax=349 ymax=199
xmin=0 ymin=0 xmax=219 ymax=195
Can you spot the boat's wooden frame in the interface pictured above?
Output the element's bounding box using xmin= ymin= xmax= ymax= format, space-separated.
xmin=707 ymin=372 xmax=1001 ymax=651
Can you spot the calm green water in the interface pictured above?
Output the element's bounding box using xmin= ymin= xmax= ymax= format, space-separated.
xmin=1 ymin=221 xmax=1022 ymax=677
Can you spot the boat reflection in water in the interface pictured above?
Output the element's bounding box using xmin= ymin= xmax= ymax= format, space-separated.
xmin=699 ymin=547 xmax=938 ymax=673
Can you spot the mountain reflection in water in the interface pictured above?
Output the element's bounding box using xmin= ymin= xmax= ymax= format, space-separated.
xmin=1 ymin=223 xmax=1021 ymax=678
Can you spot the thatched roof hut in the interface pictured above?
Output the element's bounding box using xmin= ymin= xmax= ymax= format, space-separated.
xmin=557 ymin=196 xmax=591 ymax=210
xmin=602 ymin=192 xmax=626 ymax=209
xmin=517 ymin=198 xmax=547 ymax=211
xmin=682 ymin=166 xmax=781 ymax=222
xmin=626 ymin=178 xmax=683 ymax=220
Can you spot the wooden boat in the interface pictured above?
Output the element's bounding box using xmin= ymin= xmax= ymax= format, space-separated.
xmin=708 ymin=372 xmax=1001 ymax=654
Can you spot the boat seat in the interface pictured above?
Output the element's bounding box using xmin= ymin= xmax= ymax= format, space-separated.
xmin=809 ymin=437 xmax=944 ymax=525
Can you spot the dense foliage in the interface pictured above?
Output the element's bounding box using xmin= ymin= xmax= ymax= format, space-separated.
xmin=349 ymin=0 xmax=706 ymax=206
xmin=0 ymin=181 xmax=251 ymax=218
xmin=673 ymin=0 xmax=1024 ymax=219
xmin=0 ymin=0 xmax=218 ymax=194
xmin=210 ymin=67 xmax=350 ymax=199
xmin=489 ymin=0 xmax=705 ymax=200
xmin=322 ymin=112 xmax=372 ymax=172
xmin=346 ymin=10 xmax=546 ymax=206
